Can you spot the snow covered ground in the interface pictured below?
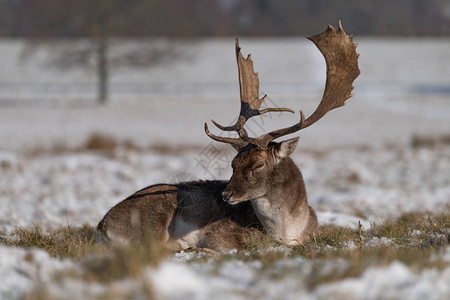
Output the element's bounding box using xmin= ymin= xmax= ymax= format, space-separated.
xmin=0 ymin=38 xmax=449 ymax=299
xmin=1 ymin=245 xmax=449 ymax=300
xmin=155 ymin=250 xmax=450 ymax=300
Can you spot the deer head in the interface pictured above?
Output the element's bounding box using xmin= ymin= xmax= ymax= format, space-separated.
xmin=205 ymin=21 xmax=360 ymax=204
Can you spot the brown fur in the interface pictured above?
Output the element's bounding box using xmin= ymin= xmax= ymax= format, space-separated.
xmin=224 ymin=140 xmax=318 ymax=245
xmin=97 ymin=184 xmax=178 ymax=244
xmin=97 ymin=139 xmax=317 ymax=250
xmin=97 ymin=181 xmax=261 ymax=250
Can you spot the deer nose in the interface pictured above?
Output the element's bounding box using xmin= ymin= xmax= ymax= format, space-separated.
xmin=222 ymin=191 xmax=233 ymax=202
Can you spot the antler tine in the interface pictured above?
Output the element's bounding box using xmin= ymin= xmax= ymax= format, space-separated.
xmin=237 ymin=110 xmax=305 ymax=149
xmin=204 ymin=123 xmax=248 ymax=148
xmin=263 ymin=110 xmax=306 ymax=141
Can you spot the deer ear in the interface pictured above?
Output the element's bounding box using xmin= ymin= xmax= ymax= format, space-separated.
xmin=275 ymin=137 xmax=299 ymax=159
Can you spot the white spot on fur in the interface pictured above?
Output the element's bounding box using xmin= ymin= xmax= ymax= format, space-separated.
xmin=170 ymin=219 xmax=202 ymax=249
xmin=105 ymin=231 xmax=131 ymax=247
xmin=130 ymin=209 xmax=141 ymax=230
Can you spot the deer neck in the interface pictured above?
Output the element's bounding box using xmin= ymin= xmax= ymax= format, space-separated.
xmin=250 ymin=158 xmax=309 ymax=245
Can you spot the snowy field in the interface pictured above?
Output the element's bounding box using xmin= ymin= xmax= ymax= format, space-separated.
xmin=0 ymin=38 xmax=449 ymax=299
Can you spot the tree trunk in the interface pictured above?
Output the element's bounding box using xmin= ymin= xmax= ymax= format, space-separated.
xmin=97 ymin=37 xmax=108 ymax=104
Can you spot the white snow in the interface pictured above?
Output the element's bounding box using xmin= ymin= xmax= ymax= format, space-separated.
xmin=147 ymin=250 xmax=450 ymax=300
xmin=315 ymin=261 xmax=450 ymax=300
xmin=316 ymin=211 xmax=372 ymax=230
xmin=0 ymin=246 xmax=78 ymax=300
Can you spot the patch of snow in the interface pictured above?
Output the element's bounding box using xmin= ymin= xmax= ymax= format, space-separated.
xmin=148 ymin=255 xmax=450 ymax=300
xmin=317 ymin=211 xmax=371 ymax=230
xmin=364 ymin=237 xmax=396 ymax=248
xmin=217 ymin=260 xmax=262 ymax=287
xmin=173 ymin=250 xmax=208 ymax=263
xmin=146 ymin=262 xmax=212 ymax=300
xmin=264 ymin=245 xmax=292 ymax=254
xmin=314 ymin=261 xmax=450 ymax=300
xmin=0 ymin=246 xmax=77 ymax=300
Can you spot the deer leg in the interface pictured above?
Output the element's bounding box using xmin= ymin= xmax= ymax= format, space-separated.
xmin=199 ymin=218 xmax=257 ymax=252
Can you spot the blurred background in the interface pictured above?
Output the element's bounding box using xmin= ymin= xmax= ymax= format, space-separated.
xmin=0 ymin=0 xmax=449 ymax=151
xmin=0 ymin=0 xmax=449 ymax=230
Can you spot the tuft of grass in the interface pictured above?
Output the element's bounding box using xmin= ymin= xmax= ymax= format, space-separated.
xmin=411 ymin=133 xmax=450 ymax=148
xmin=370 ymin=212 xmax=449 ymax=246
xmin=289 ymin=225 xmax=357 ymax=260
xmin=84 ymin=133 xmax=118 ymax=153
xmin=83 ymin=236 xmax=167 ymax=282
xmin=147 ymin=142 xmax=208 ymax=155
xmin=313 ymin=225 xmax=356 ymax=248
xmin=0 ymin=224 xmax=167 ymax=286
xmin=243 ymin=228 xmax=277 ymax=252
xmin=24 ymin=143 xmax=72 ymax=157
xmin=2 ymin=224 xmax=104 ymax=258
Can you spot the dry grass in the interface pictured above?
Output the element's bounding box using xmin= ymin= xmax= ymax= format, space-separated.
xmin=23 ymin=133 xmax=120 ymax=157
xmin=24 ymin=142 xmax=73 ymax=157
xmin=370 ymin=212 xmax=449 ymax=246
xmin=22 ymin=132 xmax=207 ymax=157
xmin=82 ymin=237 xmax=167 ymax=282
xmin=183 ymin=212 xmax=450 ymax=286
xmin=1 ymin=225 xmax=167 ymax=299
xmin=243 ymin=228 xmax=277 ymax=252
xmin=411 ymin=133 xmax=450 ymax=148
xmin=294 ymin=213 xmax=448 ymax=288
xmin=0 ymin=212 xmax=448 ymax=294
xmin=2 ymin=224 xmax=103 ymax=258
xmin=3 ymin=213 xmax=447 ymax=261
xmin=1 ymin=224 xmax=167 ymax=284
xmin=84 ymin=133 xmax=118 ymax=152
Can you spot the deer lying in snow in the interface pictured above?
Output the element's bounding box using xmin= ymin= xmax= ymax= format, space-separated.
xmin=97 ymin=21 xmax=360 ymax=251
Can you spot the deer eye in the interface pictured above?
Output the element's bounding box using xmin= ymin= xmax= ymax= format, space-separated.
xmin=253 ymin=162 xmax=265 ymax=172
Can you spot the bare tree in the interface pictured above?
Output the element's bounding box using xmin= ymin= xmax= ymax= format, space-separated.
xmin=437 ymin=0 xmax=450 ymax=35
xmin=23 ymin=38 xmax=180 ymax=104
xmin=19 ymin=0 xmax=182 ymax=104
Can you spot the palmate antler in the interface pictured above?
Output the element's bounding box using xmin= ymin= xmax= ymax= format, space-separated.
xmin=205 ymin=21 xmax=360 ymax=150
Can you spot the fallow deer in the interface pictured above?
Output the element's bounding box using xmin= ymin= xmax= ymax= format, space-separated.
xmin=97 ymin=21 xmax=360 ymax=251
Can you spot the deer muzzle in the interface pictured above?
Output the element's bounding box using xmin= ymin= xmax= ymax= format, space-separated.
xmin=222 ymin=190 xmax=233 ymax=202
